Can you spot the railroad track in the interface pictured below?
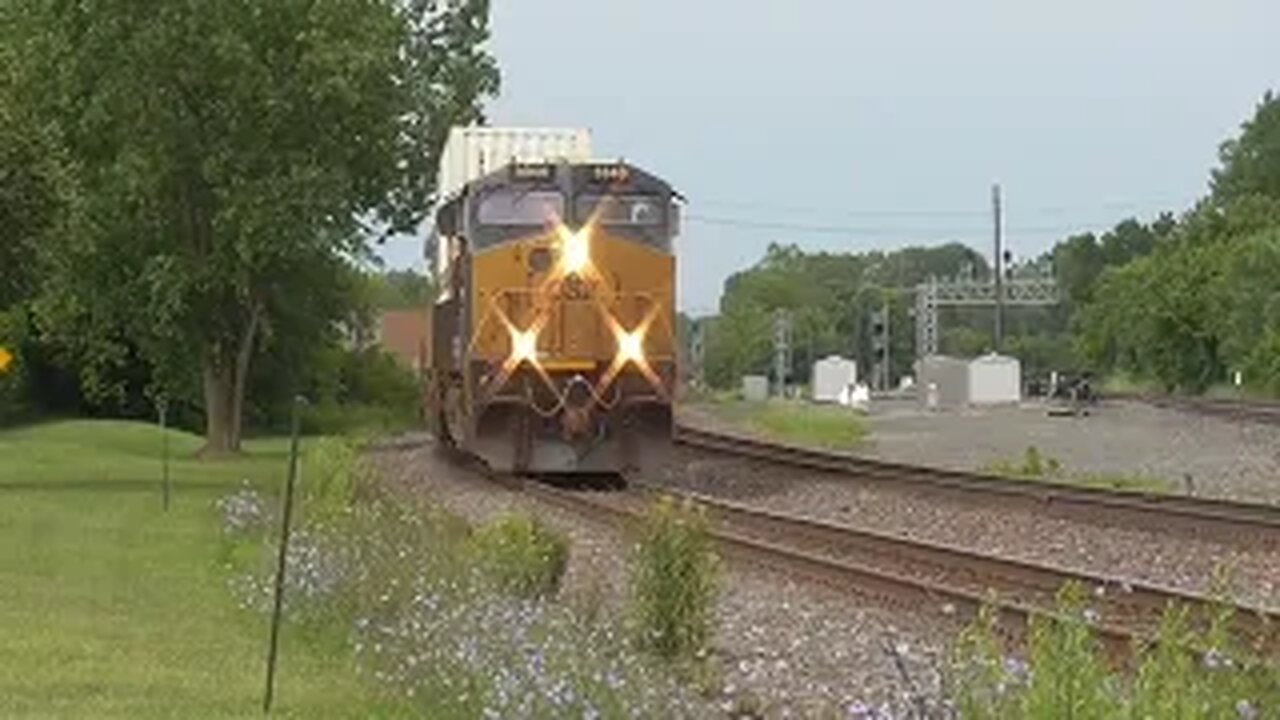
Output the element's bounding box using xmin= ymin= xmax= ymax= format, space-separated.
xmin=518 ymin=478 xmax=1280 ymax=661
xmin=1113 ymin=393 xmax=1280 ymax=425
xmin=672 ymin=423 xmax=1280 ymax=549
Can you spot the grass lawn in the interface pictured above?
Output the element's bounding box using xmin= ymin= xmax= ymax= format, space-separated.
xmin=0 ymin=420 xmax=398 ymax=719
xmin=701 ymin=399 xmax=868 ymax=450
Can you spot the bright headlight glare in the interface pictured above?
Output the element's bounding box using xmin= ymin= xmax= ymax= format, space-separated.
xmin=510 ymin=328 xmax=538 ymax=363
xmin=618 ymin=331 xmax=644 ymax=363
xmin=562 ymin=227 xmax=590 ymax=274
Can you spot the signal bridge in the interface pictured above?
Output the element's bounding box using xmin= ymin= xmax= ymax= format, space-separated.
xmin=914 ymin=276 xmax=1059 ymax=359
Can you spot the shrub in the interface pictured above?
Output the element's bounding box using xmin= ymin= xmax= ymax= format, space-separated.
xmin=468 ymin=513 xmax=569 ymax=598
xmin=948 ymin=604 xmax=1023 ymax=719
xmin=1019 ymin=583 xmax=1119 ymax=718
xmin=948 ymin=582 xmax=1279 ymax=719
xmin=628 ymin=495 xmax=720 ymax=662
xmin=302 ymin=437 xmax=369 ymax=526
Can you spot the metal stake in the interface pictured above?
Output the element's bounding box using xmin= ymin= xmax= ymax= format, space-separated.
xmin=159 ymin=397 xmax=171 ymax=511
xmin=263 ymin=396 xmax=304 ymax=714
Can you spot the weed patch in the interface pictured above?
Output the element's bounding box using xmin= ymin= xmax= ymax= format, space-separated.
xmin=983 ymin=446 xmax=1172 ymax=493
xmin=468 ymin=513 xmax=569 ymax=598
xmin=628 ymin=496 xmax=721 ymax=665
xmin=948 ymin=582 xmax=1279 ymax=718
xmin=222 ymin=447 xmax=710 ymax=717
xmin=704 ymin=398 xmax=869 ymax=449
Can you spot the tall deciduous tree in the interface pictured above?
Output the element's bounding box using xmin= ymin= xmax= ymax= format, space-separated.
xmin=1213 ymin=91 xmax=1280 ymax=204
xmin=13 ymin=0 xmax=497 ymax=453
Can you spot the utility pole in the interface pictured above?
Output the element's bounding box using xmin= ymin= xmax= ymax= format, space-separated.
xmin=871 ymin=297 xmax=891 ymax=391
xmin=992 ymin=183 xmax=1004 ymax=353
xmin=690 ymin=321 xmax=705 ymax=389
xmin=881 ymin=296 xmax=891 ymax=391
xmin=773 ymin=309 xmax=792 ymax=397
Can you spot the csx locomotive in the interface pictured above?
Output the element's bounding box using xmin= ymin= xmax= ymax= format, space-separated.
xmin=426 ymin=160 xmax=680 ymax=474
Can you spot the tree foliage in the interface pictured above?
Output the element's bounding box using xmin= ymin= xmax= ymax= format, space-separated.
xmin=1075 ymin=91 xmax=1280 ymax=393
xmin=702 ymin=241 xmax=987 ymax=388
xmin=6 ymin=0 xmax=497 ymax=450
xmin=1213 ymin=90 xmax=1280 ymax=204
xmin=367 ymin=269 xmax=435 ymax=310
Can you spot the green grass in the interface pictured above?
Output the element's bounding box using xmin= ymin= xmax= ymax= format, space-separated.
xmin=0 ymin=420 xmax=399 ymax=719
xmin=702 ymin=399 xmax=869 ymax=450
xmin=983 ymin=446 xmax=1174 ymax=494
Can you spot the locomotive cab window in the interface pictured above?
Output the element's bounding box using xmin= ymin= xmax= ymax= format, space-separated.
xmin=477 ymin=189 xmax=564 ymax=226
xmin=575 ymin=194 xmax=664 ymax=226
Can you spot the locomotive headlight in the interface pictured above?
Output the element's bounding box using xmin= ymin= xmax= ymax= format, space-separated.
xmin=617 ymin=329 xmax=645 ymax=364
xmin=510 ymin=327 xmax=539 ymax=364
xmin=558 ymin=225 xmax=591 ymax=275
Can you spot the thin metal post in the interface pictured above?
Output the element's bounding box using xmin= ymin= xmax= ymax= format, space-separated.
xmin=263 ymin=397 xmax=304 ymax=714
xmin=992 ymin=183 xmax=1004 ymax=353
xmin=159 ymin=397 xmax=170 ymax=511
xmin=880 ymin=295 xmax=892 ymax=391
xmin=773 ymin=309 xmax=791 ymax=397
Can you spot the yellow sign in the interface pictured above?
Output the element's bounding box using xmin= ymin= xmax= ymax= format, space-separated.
xmin=0 ymin=347 xmax=12 ymax=374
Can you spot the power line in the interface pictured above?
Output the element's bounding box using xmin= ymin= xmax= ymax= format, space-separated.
xmin=683 ymin=213 xmax=1107 ymax=236
xmin=692 ymin=195 xmax=1184 ymax=219
xmin=693 ymin=197 xmax=987 ymax=219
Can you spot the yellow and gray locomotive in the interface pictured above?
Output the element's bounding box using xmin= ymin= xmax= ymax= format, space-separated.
xmin=426 ymin=160 xmax=679 ymax=473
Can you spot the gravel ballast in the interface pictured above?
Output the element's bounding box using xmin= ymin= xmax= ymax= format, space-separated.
xmin=668 ymin=404 xmax=1280 ymax=610
xmin=859 ymin=399 xmax=1280 ymax=504
xmin=368 ymin=438 xmax=952 ymax=717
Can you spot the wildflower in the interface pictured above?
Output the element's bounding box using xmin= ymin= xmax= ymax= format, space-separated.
xmin=1082 ymin=607 xmax=1100 ymax=624
xmin=1003 ymin=656 xmax=1029 ymax=683
xmin=1237 ymin=699 xmax=1259 ymax=719
xmin=1203 ymin=648 xmax=1224 ymax=670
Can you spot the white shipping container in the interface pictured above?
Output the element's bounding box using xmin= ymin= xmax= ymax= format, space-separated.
xmin=811 ymin=356 xmax=857 ymax=404
xmin=431 ymin=126 xmax=593 ymax=295
xmin=435 ymin=126 xmax=593 ymax=205
xmin=968 ymin=353 xmax=1021 ymax=405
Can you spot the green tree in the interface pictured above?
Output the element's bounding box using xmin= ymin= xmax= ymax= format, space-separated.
xmin=366 ymin=269 xmax=435 ymax=310
xmin=1212 ymin=90 xmax=1280 ymax=204
xmin=13 ymin=0 xmax=497 ymax=453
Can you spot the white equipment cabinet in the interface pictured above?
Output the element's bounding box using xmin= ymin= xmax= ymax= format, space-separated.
xmin=968 ymin=353 xmax=1021 ymax=405
xmin=811 ymin=356 xmax=858 ymax=404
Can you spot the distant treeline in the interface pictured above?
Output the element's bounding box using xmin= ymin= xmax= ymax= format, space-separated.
xmin=696 ymin=91 xmax=1280 ymax=396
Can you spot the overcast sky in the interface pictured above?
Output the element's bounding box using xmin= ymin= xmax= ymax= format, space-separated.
xmin=377 ymin=0 xmax=1279 ymax=315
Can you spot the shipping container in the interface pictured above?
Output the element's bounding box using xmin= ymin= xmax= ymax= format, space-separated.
xmin=431 ymin=126 xmax=594 ymax=293
xmin=811 ymin=356 xmax=858 ymax=404
xmin=435 ymin=126 xmax=593 ymax=205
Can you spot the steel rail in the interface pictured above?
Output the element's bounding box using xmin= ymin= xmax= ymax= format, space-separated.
xmin=672 ymin=423 xmax=1280 ymax=546
xmin=1109 ymin=393 xmax=1280 ymax=425
xmin=518 ymin=479 xmax=1279 ymax=661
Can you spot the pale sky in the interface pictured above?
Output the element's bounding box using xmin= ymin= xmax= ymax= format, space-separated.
xmin=377 ymin=0 xmax=1279 ymax=315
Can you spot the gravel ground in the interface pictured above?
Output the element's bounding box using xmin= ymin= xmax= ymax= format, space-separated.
xmin=859 ymin=399 xmax=1280 ymax=505
xmin=367 ymin=437 xmax=955 ymax=718
xmin=657 ymin=413 xmax=1280 ymax=611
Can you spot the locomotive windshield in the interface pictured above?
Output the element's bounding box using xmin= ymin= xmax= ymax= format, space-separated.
xmin=477 ymin=189 xmax=564 ymax=225
xmin=575 ymin=195 xmax=664 ymax=227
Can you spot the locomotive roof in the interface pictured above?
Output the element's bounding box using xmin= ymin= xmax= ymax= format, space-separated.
xmin=433 ymin=159 xmax=682 ymax=215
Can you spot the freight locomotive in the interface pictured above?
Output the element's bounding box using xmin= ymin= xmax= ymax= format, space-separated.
xmin=424 ymin=129 xmax=680 ymax=474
